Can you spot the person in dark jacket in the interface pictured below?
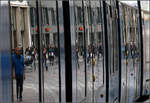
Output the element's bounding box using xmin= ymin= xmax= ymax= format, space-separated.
xmin=48 ymin=45 xmax=55 ymax=66
xmin=12 ymin=47 xmax=26 ymax=101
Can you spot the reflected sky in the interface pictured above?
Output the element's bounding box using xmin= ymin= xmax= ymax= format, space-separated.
xmin=121 ymin=0 xmax=150 ymax=11
xmin=121 ymin=1 xmax=137 ymax=6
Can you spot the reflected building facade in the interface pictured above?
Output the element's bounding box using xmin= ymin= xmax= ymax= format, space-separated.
xmin=74 ymin=1 xmax=103 ymax=57
xmin=28 ymin=1 xmax=58 ymax=48
xmin=10 ymin=1 xmax=31 ymax=51
xmin=10 ymin=1 xmax=103 ymax=51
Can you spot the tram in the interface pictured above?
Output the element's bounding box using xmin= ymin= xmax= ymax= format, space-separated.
xmin=0 ymin=0 xmax=149 ymax=103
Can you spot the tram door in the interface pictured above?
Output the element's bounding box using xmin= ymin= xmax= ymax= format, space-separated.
xmin=73 ymin=0 xmax=104 ymax=102
xmin=120 ymin=3 xmax=141 ymax=103
xmin=87 ymin=1 xmax=104 ymax=102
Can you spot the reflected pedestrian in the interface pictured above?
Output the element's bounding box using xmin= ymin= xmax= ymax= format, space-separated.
xmin=76 ymin=47 xmax=80 ymax=69
xmin=98 ymin=42 xmax=103 ymax=59
xmin=43 ymin=47 xmax=48 ymax=71
xmin=12 ymin=47 xmax=26 ymax=102
xmin=48 ymin=45 xmax=55 ymax=66
xmin=31 ymin=47 xmax=36 ymax=71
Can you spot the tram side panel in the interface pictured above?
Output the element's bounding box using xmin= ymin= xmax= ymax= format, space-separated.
xmin=119 ymin=4 xmax=128 ymax=103
xmin=119 ymin=3 xmax=144 ymax=103
xmin=96 ymin=1 xmax=120 ymax=103
xmin=0 ymin=1 xmax=12 ymax=103
xmin=105 ymin=2 xmax=120 ymax=103
xmin=142 ymin=11 xmax=150 ymax=95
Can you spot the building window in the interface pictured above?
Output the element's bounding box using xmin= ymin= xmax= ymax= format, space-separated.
xmin=87 ymin=7 xmax=91 ymax=24
xmin=30 ymin=7 xmax=37 ymax=27
xmin=45 ymin=8 xmax=49 ymax=25
xmin=97 ymin=7 xmax=102 ymax=24
xmin=12 ymin=7 xmax=17 ymax=30
xmin=21 ymin=31 xmax=24 ymax=50
xmin=21 ymin=8 xmax=25 ymax=31
xmin=13 ymin=31 xmax=17 ymax=48
xmin=77 ymin=7 xmax=83 ymax=24
xmin=51 ymin=8 xmax=56 ymax=25
xmin=53 ymin=33 xmax=58 ymax=47
xmin=42 ymin=8 xmax=49 ymax=25
xmin=34 ymin=8 xmax=37 ymax=26
xmin=30 ymin=7 xmax=34 ymax=27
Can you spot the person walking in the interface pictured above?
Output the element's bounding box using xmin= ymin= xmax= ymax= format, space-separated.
xmin=12 ymin=47 xmax=26 ymax=101
xmin=43 ymin=47 xmax=48 ymax=71
xmin=48 ymin=45 xmax=55 ymax=66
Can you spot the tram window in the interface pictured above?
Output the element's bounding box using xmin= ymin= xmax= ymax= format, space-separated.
xmin=10 ymin=1 xmax=41 ymax=102
xmin=107 ymin=6 xmax=119 ymax=74
xmin=74 ymin=1 xmax=86 ymax=102
xmin=85 ymin=1 xmax=105 ymax=101
xmin=8 ymin=0 xmax=66 ymax=102
xmin=45 ymin=34 xmax=49 ymax=46
xmin=41 ymin=1 xmax=60 ymax=102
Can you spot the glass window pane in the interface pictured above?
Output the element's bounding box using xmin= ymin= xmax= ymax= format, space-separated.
xmin=10 ymin=0 xmax=39 ymax=102
xmin=40 ymin=1 xmax=59 ymax=102
xmin=74 ymin=1 xmax=85 ymax=102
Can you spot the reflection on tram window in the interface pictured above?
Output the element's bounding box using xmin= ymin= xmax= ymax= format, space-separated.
xmin=10 ymin=1 xmax=39 ymax=102
xmin=40 ymin=1 xmax=60 ymax=102
xmin=10 ymin=0 xmax=60 ymax=102
xmin=106 ymin=4 xmax=120 ymax=74
xmin=77 ymin=7 xmax=83 ymax=24
xmin=74 ymin=1 xmax=85 ymax=102
xmin=74 ymin=0 xmax=104 ymax=102
xmin=120 ymin=2 xmax=143 ymax=100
